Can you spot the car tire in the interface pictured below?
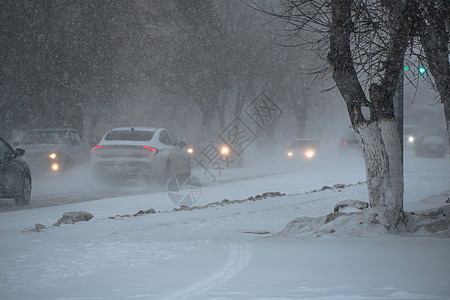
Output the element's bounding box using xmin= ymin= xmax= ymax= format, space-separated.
xmin=15 ymin=173 xmax=31 ymax=207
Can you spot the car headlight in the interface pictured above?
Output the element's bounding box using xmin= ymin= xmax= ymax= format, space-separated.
xmin=220 ymin=146 xmax=230 ymax=156
xmin=304 ymin=150 xmax=315 ymax=158
xmin=287 ymin=151 xmax=293 ymax=157
xmin=49 ymin=153 xmax=57 ymax=159
xmin=408 ymin=136 xmax=414 ymax=143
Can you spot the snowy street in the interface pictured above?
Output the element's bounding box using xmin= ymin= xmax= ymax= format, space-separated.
xmin=1 ymin=153 xmax=449 ymax=299
xmin=2 ymin=1 xmax=449 ymax=299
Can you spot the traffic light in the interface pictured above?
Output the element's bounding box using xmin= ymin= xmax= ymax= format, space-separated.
xmin=403 ymin=64 xmax=426 ymax=74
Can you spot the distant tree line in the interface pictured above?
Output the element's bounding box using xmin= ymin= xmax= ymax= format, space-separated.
xmin=0 ymin=0 xmax=324 ymax=143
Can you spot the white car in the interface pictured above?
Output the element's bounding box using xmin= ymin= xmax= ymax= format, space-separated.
xmin=91 ymin=127 xmax=191 ymax=183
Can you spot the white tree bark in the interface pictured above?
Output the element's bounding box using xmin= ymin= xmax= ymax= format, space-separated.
xmin=355 ymin=119 xmax=403 ymax=210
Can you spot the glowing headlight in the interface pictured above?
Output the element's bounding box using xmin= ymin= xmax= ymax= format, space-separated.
xmin=304 ymin=150 xmax=315 ymax=158
xmin=187 ymin=147 xmax=194 ymax=154
xmin=287 ymin=151 xmax=293 ymax=157
xmin=51 ymin=163 xmax=59 ymax=171
xmin=49 ymin=153 xmax=57 ymax=159
xmin=408 ymin=136 xmax=414 ymax=143
xmin=220 ymin=146 xmax=229 ymax=156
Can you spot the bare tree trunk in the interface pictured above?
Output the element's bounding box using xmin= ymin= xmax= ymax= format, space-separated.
xmin=328 ymin=0 xmax=407 ymax=212
xmin=234 ymin=78 xmax=245 ymax=118
xmin=217 ymin=92 xmax=226 ymax=130
xmin=355 ymin=120 xmax=403 ymax=210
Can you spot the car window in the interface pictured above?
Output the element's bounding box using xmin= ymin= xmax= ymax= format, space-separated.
xmin=159 ymin=131 xmax=170 ymax=145
xmin=423 ymin=136 xmax=443 ymax=144
xmin=341 ymin=129 xmax=356 ymax=139
xmin=104 ymin=130 xmax=154 ymax=141
xmin=166 ymin=131 xmax=179 ymax=146
xmin=0 ymin=139 xmax=13 ymax=158
xmin=291 ymin=140 xmax=316 ymax=149
xmin=69 ymin=132 xmax=81 ymax=146
xmin=21 ymin=131 xmax=68 ymax=145
xmin=160 ymin=130 xmax=179 ymax=146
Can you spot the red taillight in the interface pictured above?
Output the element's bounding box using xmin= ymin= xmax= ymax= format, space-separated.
xmin=142 ymin=146 xmax=158 ymax=155
xmin=92 ymin=145 xmax=104 ymax=151
xmin=340 ymin=141 xmax=348 ymax=146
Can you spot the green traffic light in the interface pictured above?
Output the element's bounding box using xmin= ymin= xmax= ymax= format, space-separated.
xmin=404 ymin=65 xmax=409 ymax=71
xmin=419 ymin=67 xmax=426 ymax=74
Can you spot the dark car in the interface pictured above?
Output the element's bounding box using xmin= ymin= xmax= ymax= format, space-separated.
xmin=18 ymin=128 xmax=91 ymax=175
xmin=285 ymin=139 xmax=320 ymax=160
xmin=415 ymin=135 xmax=447 ymax=158
xmin=339 ymin=127 xmax=360 ymax=151
xmin=0 ymin=136 xmax=32 ymax=206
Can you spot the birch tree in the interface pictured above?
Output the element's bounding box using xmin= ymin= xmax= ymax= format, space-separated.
xmin=253 ymin=0 xmax=419 ymax=226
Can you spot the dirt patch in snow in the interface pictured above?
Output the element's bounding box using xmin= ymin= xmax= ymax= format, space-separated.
xmin=108 ymin=208 xmax=157 ymax=219
xmin=172 ymin=192 xmax=287 ymax=211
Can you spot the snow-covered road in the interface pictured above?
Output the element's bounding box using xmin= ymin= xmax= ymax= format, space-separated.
xmin=0 ymin=153 xmax=449 ymax=299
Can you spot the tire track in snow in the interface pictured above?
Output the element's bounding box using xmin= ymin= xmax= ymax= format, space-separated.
xmin=163 ymin=242 xmax=251 ymax=300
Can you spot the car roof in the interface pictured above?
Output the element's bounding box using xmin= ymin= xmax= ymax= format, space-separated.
xmin=107 ymin=127 xmax=160 ymax=132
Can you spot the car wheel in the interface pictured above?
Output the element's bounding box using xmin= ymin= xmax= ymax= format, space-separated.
xmin=15 ymin=174 xmax=31 ymax=207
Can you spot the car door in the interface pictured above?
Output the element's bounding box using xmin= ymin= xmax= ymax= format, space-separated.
xmin=165 ymin=130 xmax=189 ymax=173
xmin=0 ymin=138 xmax=21 ymax=195
xmin=159 ymin=130 xmax=188 ymax=174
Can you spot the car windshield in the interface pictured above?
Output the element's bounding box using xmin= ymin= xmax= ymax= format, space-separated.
xmin=341 ymin=129 xmax=356 ymax=139
xmin=21 ymin=131 xmax=68 ymax=145
xmin=291 ymin=140 xmax=316 ymax=149
xmin=0 ymin=139 xmax=13 ymax=157
xmin=423 ymin=136 xmax=443 ymax=144
xmin=104 ymin=130 xmax=154 ymax=141
xmin=403 ymin=126 xmax=416 ymax=136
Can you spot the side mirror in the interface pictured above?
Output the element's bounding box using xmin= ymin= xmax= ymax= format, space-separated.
xmin=179 ymin=141 xmax=187 ymax=148
xmin=14 ymin=148 xmax=25 ymax=157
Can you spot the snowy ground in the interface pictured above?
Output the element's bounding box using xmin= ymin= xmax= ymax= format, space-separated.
xmin=0 ymin=152 xmax=449 ymax=299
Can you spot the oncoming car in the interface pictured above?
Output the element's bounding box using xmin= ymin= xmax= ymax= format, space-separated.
xmin=285 ymin=139 xmax=319 ymax=160
xmin=415 ymin=135 xmax=447 ymax=158
xmin=186 ymin=142 xmax=244 ymax=168
xmin=0 ymin=136 xmax=31 ymax=206
xmin=18 ymin=128 xmax=90 ymax=175
xmin=91 ymin=127 xmax=191 ymax=183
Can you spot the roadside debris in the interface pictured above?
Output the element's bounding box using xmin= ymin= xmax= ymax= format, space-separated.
xmin=54 ymin=211 xmax=94 ymax=226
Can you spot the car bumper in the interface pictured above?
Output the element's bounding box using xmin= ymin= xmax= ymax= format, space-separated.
xmin=25 ymin=158 xmax=64 ymax=175
xmin=93 ymin=160 xmax=163 ymax=180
